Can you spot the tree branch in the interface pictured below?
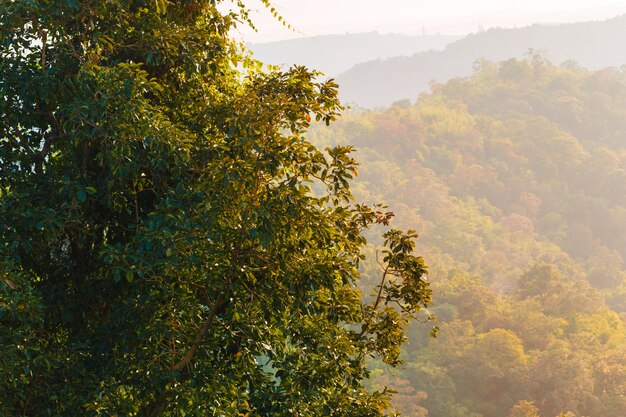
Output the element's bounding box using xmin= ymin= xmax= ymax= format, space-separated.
xmin=6 ymin=131 xmax=37 ymax=159
xmin=41 ymin=30 xmax=47 ymax=70
xmin=358 ymin=264 xmax=390 ymax=339
xmin=171 ymin=291 xmax=225 ymax=372
xmin=138 ymin=290 xmax=227 ymax=416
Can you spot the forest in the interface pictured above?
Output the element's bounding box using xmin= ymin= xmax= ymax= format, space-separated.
xmin=1 ymin=0 xmax=625 ymax=416
xmin=310 ymin=56 xmax=626 ymax=417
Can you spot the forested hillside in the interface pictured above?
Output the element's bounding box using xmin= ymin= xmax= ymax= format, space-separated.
xmin=336 ymin=15 xmax=626 ymax=107
xmin=310 ymin=57 xmax=626 ymax=417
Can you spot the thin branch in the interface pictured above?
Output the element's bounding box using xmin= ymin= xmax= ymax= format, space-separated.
xmin=375 ymin=249 xmax=386 ymax=269
xmin=40 ymin=30 xmax=47 ymax=70
xmin=358 ymin=265 xmax=390 ymax=339
xmin=134 ymin=184 xmax=140 ymax=231
xmin=171 ymin=291 xmax=225 ymax=372
xmin=372 ymin=266 xmax=389 ymax=313
xmin=40 ymin=131 xmax=53 ymax=157
xmin=143 ymin=259 xmax=237 ymax=413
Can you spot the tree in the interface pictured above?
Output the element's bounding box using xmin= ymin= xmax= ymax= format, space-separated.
xmin=508 ymin=400 xmax=540 ymax=417
xmin=0 ymin=1 xmax=433 ymax=415
xmin=444 ymin=328 xmax=528 ymax=417
xmin=517 ymin=264 xmax=602 ymax=317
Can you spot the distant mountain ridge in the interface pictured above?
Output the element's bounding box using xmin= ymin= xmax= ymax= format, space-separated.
xmin=336 ymin=15 xmax=626 ymax=107
xmin=247 ymin=32 xmax=460 ymax=77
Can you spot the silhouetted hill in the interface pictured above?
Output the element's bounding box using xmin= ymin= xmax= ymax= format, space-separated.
xmin=247 ymin=32 xmax=460 ymax=77
xmin=336 ymin=15 xmax=626 ymax=107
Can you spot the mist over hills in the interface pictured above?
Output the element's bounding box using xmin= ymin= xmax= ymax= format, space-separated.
xmin=247 ymin=32 xmax=460 ymax=77
xmin=336 ymin=14 xmax=626 ymax=107
xmin=309 ymin=58 xmax=626 ymax=417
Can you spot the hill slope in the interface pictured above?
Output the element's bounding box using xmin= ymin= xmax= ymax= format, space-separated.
xmin=248 ymin=32 xmax=460 ymax=77
xmin=336 ymin=15 xmax=626 ymax=107
xmin=310 ymin=58 xmax=626 ymax=417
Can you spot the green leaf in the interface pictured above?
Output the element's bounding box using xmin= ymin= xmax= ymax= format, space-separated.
xmin=76 ymin=191 xmax=87 ymax=202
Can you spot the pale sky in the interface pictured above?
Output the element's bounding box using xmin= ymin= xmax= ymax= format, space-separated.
xmin=224 ymin=0 xmax=626 ymax=43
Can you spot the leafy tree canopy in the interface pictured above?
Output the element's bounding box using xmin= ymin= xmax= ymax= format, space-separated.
xmin=0 ymin=1 xmax=433 ymax=415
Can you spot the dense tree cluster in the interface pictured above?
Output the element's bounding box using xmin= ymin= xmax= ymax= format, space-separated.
xmin=311 ymin=57 xmax=626 ymax=417
xmin=0 ymin=1 xmax=433 ymax=415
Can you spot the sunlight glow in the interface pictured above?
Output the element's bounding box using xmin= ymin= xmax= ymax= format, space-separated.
xmin=228 ymin=0 xmax=626 ymax=42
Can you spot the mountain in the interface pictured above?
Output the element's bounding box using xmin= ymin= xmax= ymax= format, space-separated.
xmin=247 ymin=32 xmax=460 ymax=77
xmin=336 ymin=15 xmax=626 ymax=107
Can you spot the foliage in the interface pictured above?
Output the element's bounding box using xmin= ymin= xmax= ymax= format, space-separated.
xmin=508 ymin=401 xmax=540 ymax=417
xmin=310 ymin=57 xmax=626 ymax=417
xmin=0 ymin=1 xmax=433 ymax=415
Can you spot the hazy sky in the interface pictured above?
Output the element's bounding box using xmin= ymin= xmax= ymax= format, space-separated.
xmin=227 ymin=0 xmax=626 ymax=43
